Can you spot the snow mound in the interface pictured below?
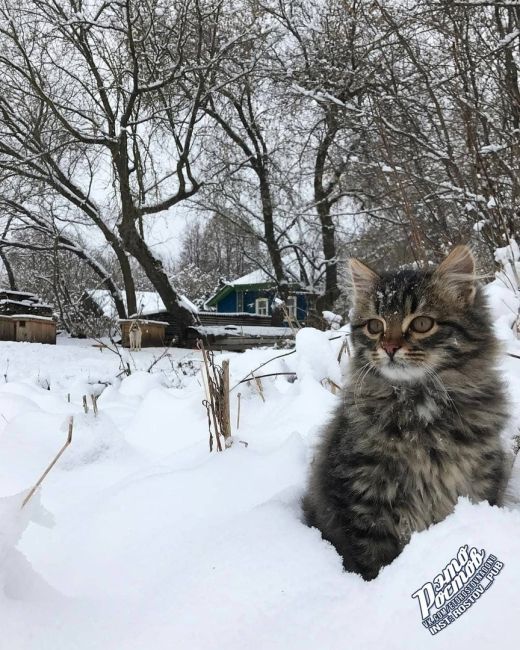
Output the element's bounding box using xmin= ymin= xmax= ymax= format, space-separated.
xmin=118 ymin=371 xmax=165 ymax=397
xmin=60 ymin=413 xmax=129 ymax=470
xmin=295 ymin=327 xmax=342 ymax=386
xmin=0 ymin=268 xmax=519 ymax=648
xmin=0 ymin=393 xmax=41 ymax=434
xmin=0 ymin=491 xmax=55 ymax=601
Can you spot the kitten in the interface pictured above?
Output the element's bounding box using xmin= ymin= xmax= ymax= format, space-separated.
xmin=303 ymin=246 xmax=508 ymax=580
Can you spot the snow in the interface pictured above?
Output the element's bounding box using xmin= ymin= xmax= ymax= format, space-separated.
xmin=0 ymin=282 xmax=519 ymax=648
xmin=0 ymin=300 xmax=52 ymax=309
xmin=88 ymin=289 xmax=164 ymax=318
xmin=178 ymin=294 xmax=199 ymax=314
xmin=322 ymin=310 xmax=343 ymax=329
xmin=486 ymin=239 xmax=520 ymax=335
xmin=192 ymin=324 xmax=294 ymax=337
xmin=473 ymin=219 xmax=488 ymax=233
xmin=494 ymin=238 xmax=520 ymax=268
xmin=89 ymin=289 xmax=198 ymax=318
xmin=479 ymin=143 xmax=505 ymax=154
xmin=119 ymin=318 xmax=168 ymax=326
xmin=0 ymin=314 xmax=55 ymax=322
xmin=229 ymin=268 xmax=273 ymax=285
xmin=295 ymin=327 xmax=342 ymax=386
xmin=0 ymin=289 xmax=37 ymax=297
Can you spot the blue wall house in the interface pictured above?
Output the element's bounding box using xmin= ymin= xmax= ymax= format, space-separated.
xmin=204 ymin=269 xmax=313 ymax=324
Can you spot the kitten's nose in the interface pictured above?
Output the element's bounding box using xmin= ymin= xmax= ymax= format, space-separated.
xmin=381 ymin=341 xmax=401 ymax=359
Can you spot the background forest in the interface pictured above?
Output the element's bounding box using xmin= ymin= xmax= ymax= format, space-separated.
xmin=0 ymin=0 xmax=519 ymax=333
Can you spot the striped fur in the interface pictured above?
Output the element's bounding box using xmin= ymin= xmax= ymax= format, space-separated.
xmin=303 ymin=248 xmax=508 ymax=580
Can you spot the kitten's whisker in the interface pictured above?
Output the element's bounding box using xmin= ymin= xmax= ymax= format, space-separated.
xmin=352 ymin=361 xmax=375 ymax=406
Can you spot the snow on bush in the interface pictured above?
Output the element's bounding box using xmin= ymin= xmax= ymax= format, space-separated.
xmin=483 ymin=239 xmax=520 ymax=340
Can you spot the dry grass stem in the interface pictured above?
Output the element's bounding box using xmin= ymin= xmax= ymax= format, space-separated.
xmin=198 ymin=339 xmax=232 ymax=452
xmin=22 ymin=416 xmax=74 ymax=509
xmin=252 ymin=373 xmax=266 ymax=402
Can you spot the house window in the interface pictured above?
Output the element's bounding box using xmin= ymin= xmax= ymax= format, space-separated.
xmin=237 ymin=292 xmax=244 ymax=312
xmin=255 ymin=298 xmax=269 ymax=316
xmin=286 ymin=296 xmax=297 ymax=319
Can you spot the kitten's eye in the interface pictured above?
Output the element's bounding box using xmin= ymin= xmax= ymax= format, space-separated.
xmin=366 ymin=319 xmax=384 ymax=335
xmin=409 ymin=316 xmax=434 ymax=333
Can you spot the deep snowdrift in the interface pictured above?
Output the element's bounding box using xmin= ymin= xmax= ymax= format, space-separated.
xmin=0 ymin=277 xmax=520 ymax=649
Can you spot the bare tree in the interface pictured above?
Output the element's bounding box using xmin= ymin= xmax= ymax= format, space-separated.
xmin=0 ymin=0 xmax=256 ymax=338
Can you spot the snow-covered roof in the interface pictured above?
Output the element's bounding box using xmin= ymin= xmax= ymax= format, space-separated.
xmin=0 ymin=314 xmax=55 ymax=322
xmin=88 ymin=290 xmax=164 ymax=318
xmin=0 ymin=289 xmax=37 ymax=297
xmin=230 ymin=268 xmax=273 ymax=286
xmin=190 ymin=324 xmax=293 ymax=338
xmin=87 ymin=290 xmax=198 ymax=318
xmin=119 ymin=319 xmax=168 ymax=326
xmin=0 ymin=299 xmax=52 ymax=309
xmin=204 ymin=269 xmax=276 ymax=309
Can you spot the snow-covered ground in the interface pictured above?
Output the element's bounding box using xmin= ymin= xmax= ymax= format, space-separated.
xmin=1 ymin=282 xmax=520 ymax=649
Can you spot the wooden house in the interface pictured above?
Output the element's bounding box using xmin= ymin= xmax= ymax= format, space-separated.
xmin=0 ymin=314 xmax=57 ymax=344
xmin=119 ymin=319 xmax=167 ymax=348
xmin=0 ymin=315 xmax=15 ymax=341
xmin=204 ymin=269 xmax=313 ymax=324
xmin=0 ymin=289 xmax=56 ymax=344
xmin=12 ymin=315 xmax=56 ymax=344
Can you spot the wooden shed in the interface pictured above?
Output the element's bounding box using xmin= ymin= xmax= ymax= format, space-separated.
xmin=11 ymin=315 xmax=56 ymax=344
xmin=0 ymin=315 xmax=15 ymax=341
xmin=120 ymin=319 xmax=167 ymax=348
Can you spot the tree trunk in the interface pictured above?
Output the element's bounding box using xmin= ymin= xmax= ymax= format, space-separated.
xmin=115 ymin=248 xmax=137 ymax=317
xmin=0 ymin=248 xmax=18 ymax=290
xmin=114 ymin=134 xmax=197 ymax=340
xmin=258 ymin=172 xmax=289 ymax=325
xmin=314 ymin=117 xmax=340 ymax=312
xmin=118 ymin=219 xmax=198 ymax=336
xmin=259 ymin=172 xmax=288 ymax=302
xmin=73 ymin=251 xmax=127 ymax=320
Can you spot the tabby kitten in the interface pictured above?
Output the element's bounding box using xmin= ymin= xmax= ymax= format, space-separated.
xmin=303 ymin=246 xmax=508 ymax=581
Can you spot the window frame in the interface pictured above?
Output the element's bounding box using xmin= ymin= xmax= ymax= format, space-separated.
xmin=286 ymin=296 xmax=297 ymax=319
xmin=255 ymin=297 xmax=269 ymax=316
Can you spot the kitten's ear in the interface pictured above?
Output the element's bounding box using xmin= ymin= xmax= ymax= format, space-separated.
xmin=435 ymin=245 xmax=477 ymax=304
xmin=348 ymin=258 xmax=379 ymax=298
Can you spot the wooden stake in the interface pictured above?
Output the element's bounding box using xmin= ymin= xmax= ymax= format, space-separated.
xmin=67 ymin=393 xmax=70 ymax=403
xmin=236 ymin=392 xmax=242 ymax=430
xmin=252 ymin=373 xmax=265 ymax=402
xmin=221 ymin=359 xmax=231 ymax=441
xmin=82 ymin=395 xmax=88 ymax=413
xmin=91 ymin=394 xmax=98 ymax=416
xmin=22 ymin=417 xmax=74 ymax=509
